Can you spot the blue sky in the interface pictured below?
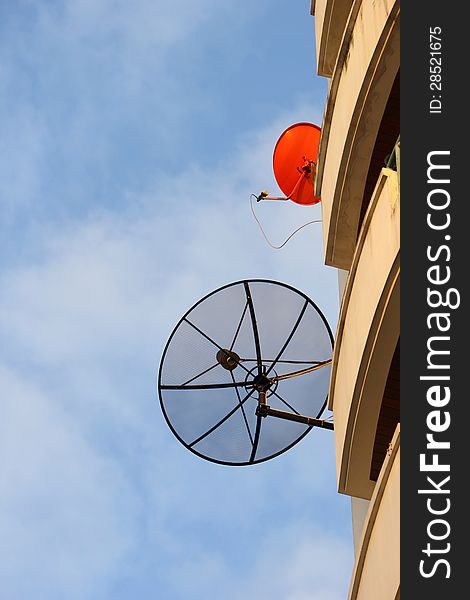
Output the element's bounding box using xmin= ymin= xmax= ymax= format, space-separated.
xmin=0 ymin=1 xmax=353 ymax=598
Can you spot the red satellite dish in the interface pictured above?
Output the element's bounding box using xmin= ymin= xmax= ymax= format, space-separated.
xmin=272 ymin=122 xmax=321 ymax=206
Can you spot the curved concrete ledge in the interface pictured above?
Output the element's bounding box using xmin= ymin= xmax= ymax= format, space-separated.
xmin=313 ymin=0 xmax=354 ymax=77
xmin=348 ymin=426 xmax=400 ymax=600
xmin=328 ymin=168 xmax=399 ymax=499
xmin=316 ymin=0 xmax=400 ymax=269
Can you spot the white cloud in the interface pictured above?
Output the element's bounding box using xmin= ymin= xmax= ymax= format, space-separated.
xmin=0 ymin=103 xmax=46 ymax=216
xmin=0 ymin=110 xmax=347 ymax=597
xmin=0 ymin=4 xmax=348 ymax=596
xmin=0 ymin=367 xmax=141 ymax=600
xmin=0 ymin=0 xmax=259 ymax=223
xmin=227 ymin=523 xmax=352 ymax=600
xmin=0 ymin=99 xmax=338 ymax=370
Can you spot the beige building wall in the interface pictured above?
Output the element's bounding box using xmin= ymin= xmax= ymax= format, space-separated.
xmin=351 ymin=497 xmax=370 ymax=556
xmin=312 ymin=1 xmax=400 ymax=597
xmin=315 ymin=0 xmax=400 ymax=269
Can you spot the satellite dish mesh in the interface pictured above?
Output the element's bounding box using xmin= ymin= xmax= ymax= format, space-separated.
xmin=158 ymin=279 xmax=333 ymax=466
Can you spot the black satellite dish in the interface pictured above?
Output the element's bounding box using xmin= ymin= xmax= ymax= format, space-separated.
xmin=158 ymin=279 xmax=334 ymax=466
